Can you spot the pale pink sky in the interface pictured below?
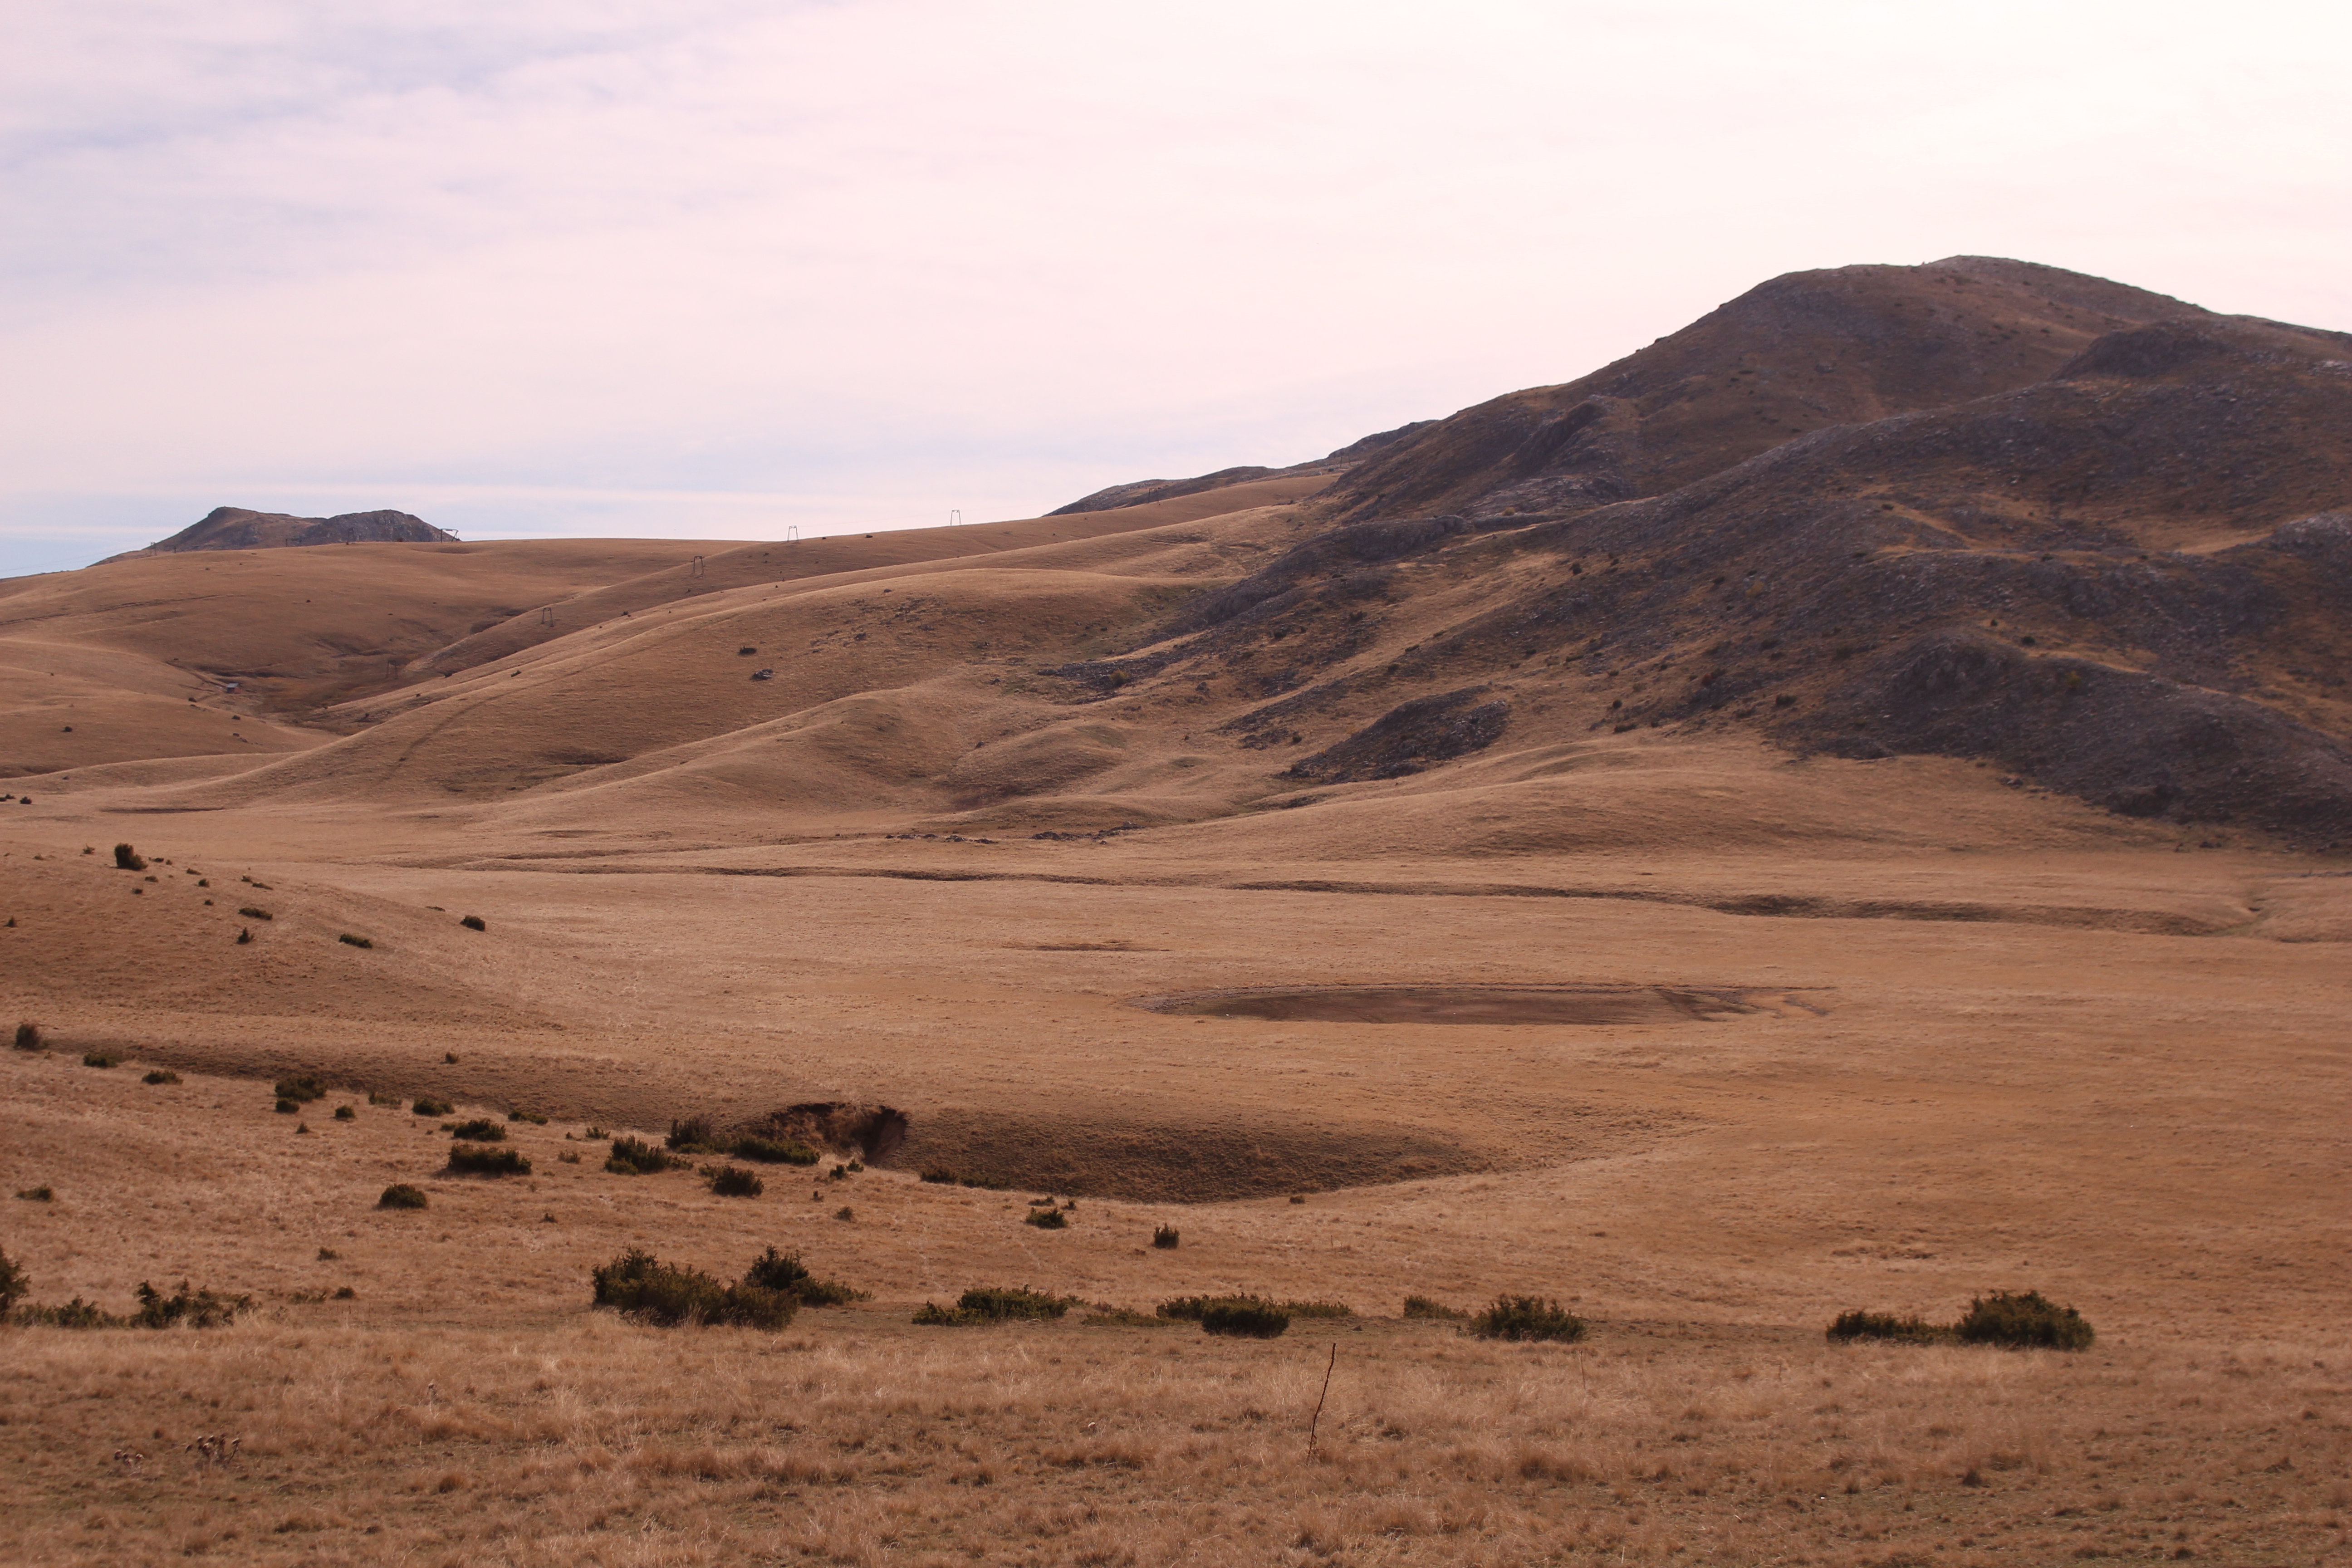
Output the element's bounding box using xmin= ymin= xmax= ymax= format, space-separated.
xmin=4 ymin=0 xmax=2347 ymax=573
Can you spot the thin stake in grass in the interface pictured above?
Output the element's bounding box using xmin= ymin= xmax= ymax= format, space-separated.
xmin=1307 ymin=1343 xmax=1336 ymax=1458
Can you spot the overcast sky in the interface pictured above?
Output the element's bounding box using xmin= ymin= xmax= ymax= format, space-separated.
xmin=5 ymin=0 xmax=2347 ymax=576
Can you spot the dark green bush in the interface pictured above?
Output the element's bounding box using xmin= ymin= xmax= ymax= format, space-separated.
xmin=1158 ymin=1294 xmax=1270 ymax=1322
xmin=131 ymin=1280 xmax=251 ymax=1328
xmin=83 ymin=1052 xmax=118 ymax=1068
xmin=274 ymin=1098 xmax=299 ymax=1114
xmin=666 ymin=1116 xmax=717 ymax=1151
xmin=590 ymin=1249 xmax=797 ymax=1329
xmin=235 ymin=927 xmax=253 ymax=945
xmin=1827 ymin=1309 xmax=1952 ymax=1345
xmin=913 ymin=1286 xmax=1080 ymax=1325
xmin=1955 ymin=1290 xmax=2095 ymax=1350
xmin=446 ymin=1145 xmax=530 ymax=1176
xmin=707 ymin=1164 xmax=764 ymax=1198
xmin=113 ymin=843 xmax=145 ymax=871
xmin=742 ymin=1246 xmax=865 ymax=1306
xmin=448 ymin=1119 xmax=505 ymax=1142
xmin=508 ymin=1108 xmax=548 ymax=1125
xmin=274 ymin=1076 xmax=325 ymax=1102
xmin=412 ymin=1098 xmax=453 ymax=1117
xmin=1202 ymin=1300 xmax=1290 ymax=1338
xmin=16 ymin=1186 xmax=54 ymax=1202
xmin=1024 ymin=1206 xmax=1068 ymax=1230
xmin=1402 ymin=1295 xmax=1466 ymax=1321
xmin=143 ymin=1069 xmax=181 ymax=1086
xmin=377 ymin=1184 xmax=429 ymax=1210
xmin=10 ymin=1021 xmax=39 ymax=1052
xmin=733 ymin=1136 xmax=818 ymax=1165
xmin=1472 ymin=1295 xmax=1586 ymax=1343
xmin=0 ymin=1246 xmax=25 ymax=1313
xmin=460 ymin=915 xmax=487 ymax=931
xmin=337 ymin=933 xmax=372 ymax=949
xmin=606 ymin=1136 xmax=674 ymax=1174
xmin=15 ymin=1297 xmax=114 ymax=1328
xmin=1284 ymin=1299 xmax=1353 ymax=1318
xmin=1152 ymin=1225 xmax=1180 ymax=1249
xmin=238 ymin=906 xmax=272 ymax=920
xmin=332 ymin=1104 xmax=355 ymax=1120
xmin=919 ymin=1167 xmax=1007 ymax=1189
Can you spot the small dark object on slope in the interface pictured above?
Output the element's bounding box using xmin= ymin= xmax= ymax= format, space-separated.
xmin=1403 ymin=1295 xmax=1467 ymax=1320
xmin=113 ymin=843 xmax=145 ymax=871
xmin=1152 ymin=1225 xmax=1180 ymax=1249
xmin=273 ymin=1098 xmax=298 ymax=1114
xmin=144 ymin=1069 xmax=181 ymax=1085
xmin=1201 ymin=1300 xmax=1289 ymax=1338
xmin=707 ymin=1164 xmax=764 ymax=1198
xmin=913 ymin=1286 xmax=1081 ymax=1325
xmin=1024 ymin=1206 xmax=1068 ymax=1230
xmin=337 ymin=933 xmax=372 ymax=949
xmin=606 ymin=1136 xmax=674 ymax=1174
xmin=332 ymin=1104 xmax=354 ymax=1119
xmin=460 ymin=915 xmax=486 ymax=931
xmin=1957 ymin=1290 xmax=2095 ymax=1350
xmin=1473 ymin=1295 xmax=1586 ymax=1342
xmin=238 ymin=906 xmax=271 ymax=920
xmin=377 ymin=1184 xmax=428 ymax=1210
xmin=274 ymin=1076 xmax=325 ymax=1103
xmin=12 ymin=1021 xmax=42 ymax=1052
xmin=447 ymin=1119 xmax=505 ymax=1142
xmin=446 ymin=1145 xmax=530 ymax=1176
xmin=83 ymin=1052 xmax=118 ymax=1068
xmin=412 ymin=1098 xmax=453 ymax=1117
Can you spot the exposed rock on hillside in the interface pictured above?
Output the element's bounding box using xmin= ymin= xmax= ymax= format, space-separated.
xmin=112 ymin=506 xmax=455 ymax=559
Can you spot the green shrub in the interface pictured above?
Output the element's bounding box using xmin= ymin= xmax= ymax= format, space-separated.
xmin=460 ymin=915 xmax=487 ymax=931
xmin=235 ymin=927 xmax=253 ymax=945
xmin=368 ymin=1090 xmax=400 ymax=1106
xmin=606 ymin=1136 xmax=674 ymax=1174
xmin=332 ymin=1104 xmax=355 ymax=1120
xmin=13 ymin=1021 xmax=43 ymax=1052
xmin=1827 ymin=1309 xmax=1952 ymax=1345
xmin=447 ymin=1119 xmax=506 ymax=1142
xmin=274 ymin=1098 xmax=299 ymax=1114
xmin=377 ymin=1184 xmax=429 ymax=1210
xmin=337 ymin=933 xmax=373 ymax=949
xmin=1202 ymin=1300 xmax=1290 ymax=1338
xmin=83 ymin=1052 xmax=118 ymax=1068
xmin=15 ymin=1297 xmax=114 ymax=1328
xmin=274 ymin=1076 xmax=325 ymax=1102
xmin=1283 ymin=1299 xmax=1353 ymax=1318
xmin=914 ymin=1286 xmax=1080 ymax=1325
xmin=1472 ymin=1295 xmax=1586 ymax=1343
xmin=583 ymin=1125 xmax=610 ymax=1140
xmin=1157 ymin=1294 xmax=1270 ymax=1322
xmin=919 ymin=1167 xmax=1007 ymax=1189
xmin=0 ymin=1246 xmax=26 ymax=1313
xmin=707 ymin=1164 xmax=764 ymax=1198
xmin=1024 ymin=1206 xmax=1068 ymax=1230
xmin=1955 ymin=1290 xmax=2095 ymax=1351
xmin=1402 ymin=1295 xmax=1466 ymax=1321
xmin=1080 ymin=1306 xmax=1178 ymax=1327
xmin=742 ymin=1246 xmax=866 ymax=1306
xmin=238 ymin=906 xmax=272 ymax=920
xmin=131 ymin=1280 xmax=251 ymax=1328
xmin=143 ymin=1069 xmax=181 ymax=1086
xmin=447 ymin=1145 xmax=530 ymax=1176
xmin=113 ymin=843 xmax=145 ymax=871
xmin=733 ymin=1136 xmax=818 ymax=1165
xmin=1152 ymin=1225 xmax=1180 ymax=1249
xmin=589 ymin=1249 xmax=797 ymax=1329
xmin=666 ymin=1116 xmax=717 ymax=1151
xmin=16 ymin=1186 xmax=54 ymax=1202
xmin=333 ymin=1286 xmax=356 ymax=1300
xmin=508 ymin=1108 xmax=548 ymax=1125
xmin=412 ymin=1098 xmax=453 ymax=1117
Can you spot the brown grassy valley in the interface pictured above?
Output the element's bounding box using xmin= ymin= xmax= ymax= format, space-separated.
xmin=2 ymin=257 xmax=2348 ymax=1567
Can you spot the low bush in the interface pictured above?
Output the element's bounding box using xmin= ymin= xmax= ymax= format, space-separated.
xmin=238 ymin=906 xmax=272 ymax=920
xmin=590 ymin=1249 xmax=797 ymax=1329
xmin=412 ymin=1098 xmax=453 ymax=1117
xmin=583 ymin=1125 xmax=610 ymax=1140
xmin=1827 ymin=1309 xmax=1952 ymax=1345
xmin=1081 ymin=1306 xmax=1178 ymax=1327
xmin=16 ymin=1186 xmax=54 ymax=1202
xmin=143 ymin=1069 xmax=181 ymax=1086
xmin=113 ymin=843 xmax=145 ymax=871
xmin=332 ymin=1104 xmax=355 ymax=1120
xmin=447 ymin=1119 xmax=506 ymax=1142
xmin=1152 ymin=1225 xmax=1180 ymax=1249
xmin=83 ymin=1052 xmax=118 ymax=1068
xmin=1202 ymin=1300 xmax=1291 ymax=1338
xmin=274 ymin=1076 xmax=326 ymax=1103
xmin=15 ymin=1298 xmax=114 ymax=1328
xmin=0 ymin=1246 xmax=25 ymax=1313
xmin=377 ymin=1184 xmax=429 ymax=1210
xmin=833 ymin=1205 xmax=855 ymax=1221
xmin=13 ymin=1021 xmax=42 ymax=1052
xmin=742 ymin=1246 xmax=866 ymax=1306
xmin=446 ymin=1145 xmax=531 ymax=1176
xmin=274 ymin=1098 xmax=299 ymax=1114
xmin=131 ymin=1280 xmax=252 ymax=1328
xmin=508 ymin=1108 xmax=549 ymax=1125
xmin=1472 ymin=1295 xmax=1587 ymax=1343
xmin=235 ymin=927 xmax=253 ymax=944
xmin=733 ymin=1135 xmax=818 ymax=1165
xmin=1403 ymin=1295 xmax=1466 ymax=1321
xmin=1024 ymin=1206 xmax=1068 ymax=1230
xmin=1283 ymin=1299 xmax=1353 ymax=1318
xmin=919 ymin=1167 xmax=1008 ymax=1189
xmin=606 ymin=1136 xmax=674 ymax=1174
xmin=460 ymin=915 xmax=487 ymax=931
xmin=368 ymin=1090 xmax=400 ymax=1106
xmin=706 ymin=1164 xmax=764 ymax=1198
xmin=1955 ymin=1290 xmax=2095 ymax=1350
xmin=914 ymin=1286 xmax=1081 ymax=1325
xmin=666 ymin=1116 xmax=717 ymax=1151
xmin=337 ymin=933 xmax=373 ymax=949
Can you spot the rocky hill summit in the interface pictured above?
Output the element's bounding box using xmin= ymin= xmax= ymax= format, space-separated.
xmin=107 ymin=506 xmax=454 ymax=560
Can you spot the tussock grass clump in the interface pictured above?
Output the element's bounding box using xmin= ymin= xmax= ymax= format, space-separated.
xmin=666 ymin=1116 xmax=718 ymax=1151
xmin=606 ymin=1136 xmax=675 ymax=1175
xmin=377 ymin=1184 xmax=428 ymax=1209
xmin=1201 ymin=1300 xmax=1290 ymax=1338
xmin=132 ymin=1280 xmax=252 ymax=1328
xmin=82 ymin=1052 xmax=119 ymax=1068
xmin=332 ymin=1104 xmax=355 ymax=1119
xmin=1827 ymin=1309 xmax=1952 ymax=1345
xmin=732 ymin=1135 xmax=819 ymax=1165
xmin=742 ymin=1247 xmax=866 ymax=1306
xmin=1403 ymin=1295 xmax=1467 ymax=1321
xmin=15 ymin=1297 xmax=115 ymax=1328
xmin=919 ymin=1167 xmax=1009 ymax=1189
xmin=412 ymin=1098 xmax=453 ymax=1117
xmin=460 ymin=915 xmax=487 ymax=931
xmin=1152 ymin=1225 xmax=1180 ymax=1249
xmin=914 ymin=1286 xmax=1081 ymax=1325
xmin=447 ymin=1118 xmax=506 ymax=1142
xmin=589 ymin=1249 xmax=797 ymax=1329
xmin=274 ymin=1076 xmax=325 ymax=1103
xmin=238 ymin=906 xmax=272 ymax=920
xmin=1472 ymin=1295 xmax=1587 ymax=1343
xmin=142 ymin=1069 xmax=181 ymax=1085
xmin=12 ymin=1021 xmax=42 ymax=1052
xmin=1283 ymin=1299 xmax=1353 ymax=1318
xmin=508 ymin=1108 xmax=549 ymax=1125
xmin=337 ymin=933 xmax=373 ymax=949
xmin=113 ymin=843 xmax=145 ymax=871
xmin=1957 ymin=1290 xmax=2095 ymax=1350
xmin=273 ymin=1098 xmax=299 ymax=1114
xmin=16 ymin=1186 xmax=54 ymax=1202
xmin=1024 ymin=1206 xmax=1069 ymax=1230
xmin=446 ymin=1145 xmax=531 ymax=1176
xmin=706 ymin=1164 xmax=764 ymax=1198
